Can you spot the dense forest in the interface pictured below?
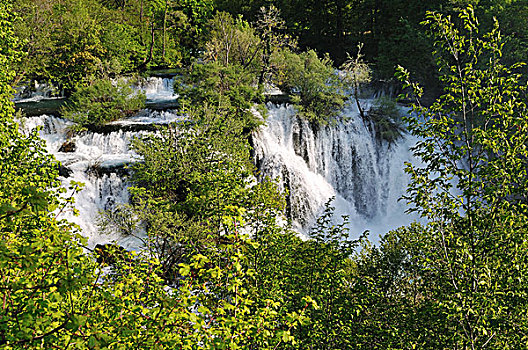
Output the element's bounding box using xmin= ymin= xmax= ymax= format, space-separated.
xmin=3 ymin=0 xmax=528 ymax=349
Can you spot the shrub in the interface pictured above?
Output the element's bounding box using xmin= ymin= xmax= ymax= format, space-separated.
xmin=175 ymin=62 xmax=263 ymax=131
xmin=367 ymin=97 xmax=405 ymax=144
xmin=272 ymin=49 xmax=346 ymax=124
xmin=61 ymin=78 xmax=145 ymax=132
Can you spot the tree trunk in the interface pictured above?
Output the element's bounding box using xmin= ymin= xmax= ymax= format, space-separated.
xmin=162 ymin=0 xmax=168 ymax=61
xmin=258 ymin=37 xmax=271 ymax=87
xmin=139 ymin=0 xmax=145 ymax=47
xmin=149 ymin=22 xmax=155 ymax=64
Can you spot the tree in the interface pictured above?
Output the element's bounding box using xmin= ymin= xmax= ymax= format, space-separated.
xmin=204 ymin=11 xmax=261 ymax=70
xmin=11 ymin=0 xmax=58 ymax=86
xmin=61 ymin=78 xmax=146 ymax=132
xmin=272 ymin=49 xmax=346 ymax=124
xmin=340 ymin=43 xmax=371 ymax=119
xmin=2 ymin=3 xmax=311 ymax=348
xmin=98 ymin=102 xmax=283 ymax=281
xmin=395 ymin=6 xmax=528 ymax=348
xmin=49 ymin=0 xmax=108 ymax=91
xmin=255 ymin=5 xmax=296 ymax=86
xmin=0 ymin=3 xmax=97 ymax=346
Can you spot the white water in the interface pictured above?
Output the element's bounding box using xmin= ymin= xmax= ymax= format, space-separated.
xmin=14 ymin=76 xmax=178 ymax=103
xmin=22 ymin=114 xmax=137 ymax=249
xmin=253 ymin=103 xmax=419 ymax=241
xmin=21 ymin=78 xmax=180 ymax=250
xmin=141 ymin=77 xmax=178 ymax=102
xmin=23 ymin=77 xmax=417 ymax=247
xmin=14 ymin=80 xmax=63 ymax=102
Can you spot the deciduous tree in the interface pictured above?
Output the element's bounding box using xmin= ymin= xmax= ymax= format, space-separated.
xmin=395 ymin=6 xmax=528 ymax=347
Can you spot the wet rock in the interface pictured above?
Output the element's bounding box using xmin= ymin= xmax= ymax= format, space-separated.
xmin=15 ymin=98 xmax=66 ymax=117
xmin=87 ymin=123 xmax=159 ymax=134
xmin=292 ymin=119 xmax=311 ymax=167
xmin=86 ymin=160 xmax=131 ymax=177
xmin=58 ymin=164 xmax=73 ymax=178
xmin=265 ymin=94 xmax=291 ymax=105
xmin=59 ymin=140 xmax=76 ymax=153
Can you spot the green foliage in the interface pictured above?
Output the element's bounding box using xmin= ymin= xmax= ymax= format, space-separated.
xmin=340 ymin=43 xmax=372 ymax=119
xmin=395 ymin=6 xmax=528 ymax=348
xmin=255 ymin=5 xmax=297 ymax=86
xmin=176 ymin=62 xmax=263 ymax=130
xmin=497 ymin=1 xmax=528 ymax=70
xmin=49 ymin=0 xmax=108 ymax=91
xmin=240 ymin=199 xmax=377 ymax=349
xmin=176 ymin=232 xmax=312 ymax=349
xmin=204 ymin=11 xmax=262 ymax=71
xmin=351 ymin=224 xmax=447 ymax=349
xmin=73 ymin=229 xmax=311 ymax=350
xmin=340 ymin=44 xmax=372 ymax=89
xmin=13 ymin=0 xmax=130 ymax=90
xmin=376 ymin=15 xmax=437 ymax=88
xmin=12 ymin=0 xmax=215 ymax=91
xmin=177 ymin=0 xmax=215 ymax=61
xmin=272 ymin=49 xmax=346 ymax=124
xmin=0 ymin=5 xmax=96 ymax=347
xmin=175 ymin=11 xmax=266 ymax=131
xmin=61 ymin=78 xmax=145 ymax=131
xmin=286 ymin=204 xmax=360 ymax=348
xmin=215 ymin=0 xmax=528 ymax=96
xmin=177 ymin=10 xmax=346 ymax=127
xmin=133 ymin=103 xmax=252 ymax=219
xmin=13 ymin=0 xmax=528 ymax=95
xmin=101 ymin=102 xmax=281 ymax=281
xmin=11 ymin=0 xmax=57 ymax=86
xmin=0 ymin=8 xmax=307 ymax=342
xmin=367 ymin=96 xmax=405 ymax=144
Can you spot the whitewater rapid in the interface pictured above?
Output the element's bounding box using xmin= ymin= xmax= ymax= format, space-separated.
xmin=20 ymin=78 xmax=179 ymax=250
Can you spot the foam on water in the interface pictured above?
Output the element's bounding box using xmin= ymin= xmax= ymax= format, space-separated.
xmin=21 ymin=108 xmax=182 ymax=250
xmin=253 ymin=103 xmax=419 ymax=241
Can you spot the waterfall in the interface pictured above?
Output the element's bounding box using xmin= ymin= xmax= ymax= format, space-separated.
xmin=20 ymin=77 xmax=180 ymax=250
xmin=22 ymin=77 xmax=417 ymax=247
xmin=252 ymin=103 xmax=419 ymax=241
xmin=140 ymin=77 xmax=177 ymax=102
xmin=14 ymin=80 xmax=63 ymax=102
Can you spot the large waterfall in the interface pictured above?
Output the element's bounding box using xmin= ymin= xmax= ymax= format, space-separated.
xmin=253 ymin=103 xmax=418 ymax=240
xmin=21 ymin=77 xmax=418 ymax=247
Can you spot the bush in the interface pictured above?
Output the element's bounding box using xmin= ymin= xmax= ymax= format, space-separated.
xmin=272 ymin=49 xmax=346 ymax=124
xmin=175 ymin=62 xmax=263 ymax=131
xmin=61 ymin=78 xmax=145 ymax=132
xmin=367 ymin=97 xmax=405 ymax=144
xmin=175 ymin=11 xmax=265 ymax=132
xmin=204 ymin=11 xmax=262 ymax=73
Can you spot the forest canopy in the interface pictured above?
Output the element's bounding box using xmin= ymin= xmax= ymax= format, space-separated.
xmin=11 ymin=0 xmax=528 ymax=96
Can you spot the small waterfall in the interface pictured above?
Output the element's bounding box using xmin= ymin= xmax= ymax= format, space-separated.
xmin=14 ymin=80 xmax=63 ymax=103
xmin=253 ymin=103 xmax=419 ymax=240
xmin=21 ymin=108 xmax=182 ymax=250
xmin=141 ymin=77 xmax=177 ymax=102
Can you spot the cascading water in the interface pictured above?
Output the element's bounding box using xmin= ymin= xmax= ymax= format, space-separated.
xmin=14 ymin=80 xmax=63 ymax=102
xmin=20 ymin=77 xmax=179 ymax=250
xmin=140 ymin=76 xmax=177 ymax=101
xmin=22 ymin=76 xmax=417 ymax=247
xmin=253 ymin=102 xmax=419 ymax=241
